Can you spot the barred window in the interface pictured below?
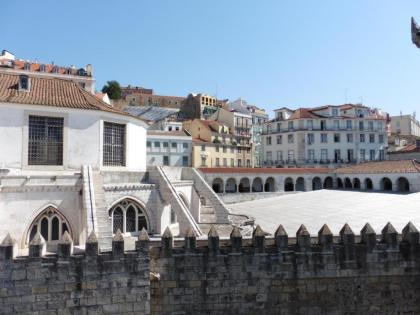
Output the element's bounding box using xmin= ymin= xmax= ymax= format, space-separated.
xmin=28 ymin=115 xmax=64 ymax=165
xmin=103 ymin=122 xmax=126 ymax=166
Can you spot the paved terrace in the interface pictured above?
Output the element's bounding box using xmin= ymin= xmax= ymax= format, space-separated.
xmin=228 ymin=190 xmax=420 ymax=236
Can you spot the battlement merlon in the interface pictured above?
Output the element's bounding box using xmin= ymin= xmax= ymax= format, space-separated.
xmin=1 ymin=222 xmax=420 ymax=271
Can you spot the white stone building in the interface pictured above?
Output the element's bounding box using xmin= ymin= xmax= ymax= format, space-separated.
xmin=146 ymin=130 xmax=192 ymax=167
xmin=0 ymin=72 xmax=230 ymax=254
xmin=261 ymin=104 xmax=389 ymax=168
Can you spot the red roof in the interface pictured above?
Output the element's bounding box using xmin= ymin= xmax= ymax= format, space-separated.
xmin=288 ymin=108 xmax=321 ymax=119
xmin=199 ymin=167 xmax=330 ymax=174
xmin=0 ymin=73 xmax=145 ymax=121
xmin=335 ymin=160 xmax=420 ymax=174
xmin=396 ymin=144 xmax=420 ymax=153
xmin=12 ymin=60 xmax=91 ymax=77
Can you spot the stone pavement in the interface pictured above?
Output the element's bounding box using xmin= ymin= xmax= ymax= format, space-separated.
xmin=228 ymin=190 xmax=420 ymax=236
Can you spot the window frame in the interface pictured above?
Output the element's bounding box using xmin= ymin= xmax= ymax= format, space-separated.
xmin=103 ymin=121 xmax=127 ymax=167
xmin=28 ymin=115 xmax=64 ymax=166
xmin=23 ymin=111 xmax=68 ymax=171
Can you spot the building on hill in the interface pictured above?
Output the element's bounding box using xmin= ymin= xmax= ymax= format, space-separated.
xmin=228 ymin=98 xmax=269 ymax=167
xmin=209 ymin=107 xmax=254 ymax=167
xmin=183 ymin=119 xmax=238 ymax=167
xmin=261 ymin=104 xmax=389 ymax=168
xmin=146 ymin=130 xmax=192 ymax=166
xmin=114 ymin=85 xmax=185 ymax=110
xmin=179 ymin=93 xmax=228 ymax=120
xmin=0 ymin=49 xmax=95 ymax=94
xmin=390 ymin=114 xmax=420 ymax=137
xmin=124 ymin=106 xmax=182 ymax=131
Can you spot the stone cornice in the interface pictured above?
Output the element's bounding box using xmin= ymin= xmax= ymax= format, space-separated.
xmin=0 ymin=185 xmax=81 ymax=193
xmin=103 ymin=183 xmax=156 ymax=192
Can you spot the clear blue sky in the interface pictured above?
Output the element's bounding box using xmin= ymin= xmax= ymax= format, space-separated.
xmin=3 ymin=1 xmax=420 ymax=116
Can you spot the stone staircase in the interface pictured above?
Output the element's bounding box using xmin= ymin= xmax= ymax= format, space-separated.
xmin=91 ymin=171 xmax=113 ymax=251
xmin=199 ymin=205 xmax=217 ymax=223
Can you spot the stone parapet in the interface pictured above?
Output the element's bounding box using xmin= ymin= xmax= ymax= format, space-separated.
xmin=2 ymin=222 xmax=420 ymax=314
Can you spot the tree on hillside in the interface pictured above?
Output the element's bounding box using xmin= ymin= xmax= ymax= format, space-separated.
xmin=102 ymin=80 xmax=122 ymax=100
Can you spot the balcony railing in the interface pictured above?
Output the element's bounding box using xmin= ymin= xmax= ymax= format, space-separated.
xmin=261 ymin=158 xmax=360 ymax=167
xmin=261 ymin=127 xmax=386 ymax=135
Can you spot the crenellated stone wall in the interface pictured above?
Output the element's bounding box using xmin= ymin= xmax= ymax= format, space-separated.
xmin=2 ymin=222 xmax=420 ymax=314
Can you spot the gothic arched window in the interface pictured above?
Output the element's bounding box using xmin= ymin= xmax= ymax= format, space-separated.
xmin=28 ymin=207 xmax=71 ymax=243
xmin=109 ymin=199 xmax=149 ymax=234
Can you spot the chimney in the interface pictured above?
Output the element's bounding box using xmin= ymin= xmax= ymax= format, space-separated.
xmin=86 ymin=64 xmax=93 ymax=76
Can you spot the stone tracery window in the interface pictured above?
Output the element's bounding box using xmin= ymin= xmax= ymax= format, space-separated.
xmin=109 ymin=199 xmax=148 ymax=234
xmin=28 ymin=207 xmax=70 ymax=243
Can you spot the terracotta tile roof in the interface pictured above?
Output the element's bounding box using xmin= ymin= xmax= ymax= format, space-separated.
xmin=12 ymin=60 xmax=90 ymax=77
xmin=192 ymin=137 xmax=210 ymax=144
xmin=199 ymin=167 xmax=331 ymax=174
xmin=288 ymin=108 xmax=321 ymax=120
xmin=335 ymin=160 xmax=420 ymax=174
xmin=0 ymin=73 xmax=142 ymax=120
xmin=393 ymin=144 xmax=420 ymax=153
xmin=198 ymin=120 xmax=222 ymax=132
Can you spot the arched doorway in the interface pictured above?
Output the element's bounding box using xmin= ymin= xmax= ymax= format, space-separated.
xmin=353 ymin=178 xmax=361 ymax=189
xmin=239 ymin=178 xmax=250 ymax=193
xmin=252 ymin=177 xmax=263 ymax=192
xmin=397 ymin=177 xmax=410 ymax=192
xmin=344 ymin=178 xmax=352 ymax=189
xmin=295 ymin=177 xmax=305 ymax=191
xmin=225 ymin=178 xmax=237 ymax=193
xmin=284 ymin=177 xmax=294 ymax=192
xmin=212 ymin=178 xmax=224 ymax=193
xmin=264 ymin=177 xmax=275 ymax=192
xmin=27 ymin=206 xmax=72 ymax=244
xmin=365 ymin=178 xmax=373 ymax=190
xmin=312 ymin=177 xmax=322 ymax=190
xmin=323 ymin=177 xmax=333 ymax=189
xmin=337 ymin=178 xmax=343 ymax=188
xmin=380 ymin=177 xmax=393 ymax=191
xmin=109 ymin=199 xmax=149 ymax=234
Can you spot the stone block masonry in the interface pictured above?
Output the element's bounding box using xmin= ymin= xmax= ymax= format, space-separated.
xmin=0 ymin=230 xmax=151 ymax=315
xmin=3 ymin=222 xmax=420 ymax=314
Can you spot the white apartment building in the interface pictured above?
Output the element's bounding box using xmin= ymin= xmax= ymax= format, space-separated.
xmin=146 ymin=130 xmax=192 ymax=166
xmin=261 ymin=104 xmax=389 ymax=168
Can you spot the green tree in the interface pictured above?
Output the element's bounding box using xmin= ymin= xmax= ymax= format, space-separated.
xmin=101 ymin=80 xmax=122 ymax=100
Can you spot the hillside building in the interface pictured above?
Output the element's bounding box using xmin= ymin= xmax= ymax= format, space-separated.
xmin=228 ymin=98 xmax=269 ymax=167
xmin=209 ymin=107 xmax=254 ymax=167
xmin=0 ymin=49 xmax=95 ymax=94
xmin=261 ymin=104 xmax=389 ymax=168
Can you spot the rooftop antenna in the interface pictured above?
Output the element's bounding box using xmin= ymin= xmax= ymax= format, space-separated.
xmin=359 ymin=96 xmax=363 ymax=105
xmin=345 ymin=88 xmax=348 ymax=104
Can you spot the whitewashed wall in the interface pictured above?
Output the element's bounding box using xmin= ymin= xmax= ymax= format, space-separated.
xmin=0 ymin=102 xmax=147 ymax=172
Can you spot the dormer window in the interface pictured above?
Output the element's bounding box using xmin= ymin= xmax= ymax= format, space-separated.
xmin=24 ymin=62 xmax=31 ymax=71
xmin=77 ymin=68 xmax=87 ymax=76
xmin=40 ymin=64 xmax=46 ymax=72
xmin=67 ymin=68 xmax=72 ymax=75
xmin=53 ymin=66 xmax=59 ymax=73
xmin=19 ymin=75 xmax=30 ymax=92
